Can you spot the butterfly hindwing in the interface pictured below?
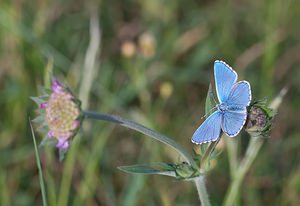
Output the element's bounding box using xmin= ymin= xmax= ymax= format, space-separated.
xmin=222 ymin=110 xmax=247 ymax=137
xmin=214 ymin=60 xmax=237 ymax=103
xmin=191 ymin=111 xmax=222 ymax=144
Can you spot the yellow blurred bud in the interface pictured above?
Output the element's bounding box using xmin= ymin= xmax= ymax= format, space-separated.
xmin=138 ymin=32 xmax=156 ymax=58
xmin=121 ymin=41 xmax=136 ymax=58
xmin=160 ymin=82 xmax=173 ymax=99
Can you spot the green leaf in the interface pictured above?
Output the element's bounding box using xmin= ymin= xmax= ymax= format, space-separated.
xmin=205 ymin=83 xmax=215 ymax=116
xmin=30 ymin=96 xmax=46 ymax=105
xmin=200 ymin=143 xmax=209 ymax=156
xmin=39 ymin=136 xmax=56 ymax=147
xmin=36 ymin=124 xmax=48 ymax=134
xmin=260 ymin=106 xmax=276 ymax=120
xmin=59 ymin=149 xmax=67 ymax=161
xmin=37 ymin=85 xmax=51 ymax=95
xmin=175 ymin=162 xmax=199 ymax=179
xmin=152 ymin=162 xmax=176 ymax=171
xmin=250 ymin=99 xmax=276 ymax=118
xmin=36 ymin=108 xmax=46 ymax=115
xmin=118 ymin=164 xmax=176 ymax=177
xmin=31 ymin=115 xmax=45 ymax=123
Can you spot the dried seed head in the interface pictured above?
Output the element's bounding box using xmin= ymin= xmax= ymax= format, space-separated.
xmin=247 ymin=107 xmax=267 ymax=129
xmin=246 ymin=103 xmax=275 ymax=138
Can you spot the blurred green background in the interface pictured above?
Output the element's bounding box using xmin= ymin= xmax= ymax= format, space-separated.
xmin=1 ymin=0 xmax=299 ymax=205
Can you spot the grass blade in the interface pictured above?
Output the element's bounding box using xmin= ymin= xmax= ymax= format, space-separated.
xmin=29 ymin=119 xmax=48 ymax=206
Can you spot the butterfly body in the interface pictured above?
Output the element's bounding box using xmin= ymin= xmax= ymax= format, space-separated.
xmin=191 ymin=60 xmax=252 ymax=144
xmin=217 ymin=102 xmax=229 ymax=112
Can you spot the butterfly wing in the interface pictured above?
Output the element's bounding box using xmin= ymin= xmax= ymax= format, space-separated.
xmin=214 ymin=60 xmax=237 ymax=103
xmin=222 ymin=110 xmax=247 ymax=137
xmin=222 ymin=81 xmax=251 ymax=137
xmin=191 ymin=111 xmax=222 ymax=144
xmin=227 ymin=81 xmax=252 ymax=108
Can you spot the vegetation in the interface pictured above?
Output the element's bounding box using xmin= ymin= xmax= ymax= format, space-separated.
xmin=0 ymin=0 xmax=299 ymax=205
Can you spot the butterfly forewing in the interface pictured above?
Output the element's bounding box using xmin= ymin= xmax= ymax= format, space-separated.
xmin=214 ymin=61 xmax=237 ymax=103
xmin=191 ymin=111 xmax=222 ymax=144
xmin=226 ymin=81 xmax=252 ymax=109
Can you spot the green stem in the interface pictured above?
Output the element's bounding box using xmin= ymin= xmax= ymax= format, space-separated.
xmin=225 ymin=137 xmax=238 ymax=178
xmin=83 ymin=111 xmax=197 ymax=169
xmin=84 ymin=111 xmax=211 ymax=205
xmin=223 ymin=137 xmax=264 ymax=206
xmin=57 ymin=137 xmax=80 ymax=206
xmin=194 ymin=176 xmax=211 ymax=206
xmin=200 ymin=139 xmax=220 ymax=169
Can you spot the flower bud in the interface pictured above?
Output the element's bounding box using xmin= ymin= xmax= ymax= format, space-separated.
xmin=246 ymin=102 xmax=275 ymax=138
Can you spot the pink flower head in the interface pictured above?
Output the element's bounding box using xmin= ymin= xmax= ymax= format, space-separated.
xmin=32 ymin=79 xmax=82 ymax=153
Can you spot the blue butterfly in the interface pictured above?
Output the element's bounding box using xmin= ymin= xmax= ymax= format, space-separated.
xmin=191 ymin=60 xmax=252 ymax=144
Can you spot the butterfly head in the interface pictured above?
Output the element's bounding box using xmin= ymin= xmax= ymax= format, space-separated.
xmin=217 ymin=102 xmax=229 ymax=112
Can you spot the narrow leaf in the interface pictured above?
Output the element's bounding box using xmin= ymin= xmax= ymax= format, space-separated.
xmin=118 ymin=164 xmax=176 ymax=177
xmin=39 ymin=136 xmax=56 ymax=147
xmin=29 ymin=119 xmax=48 ymax=206
xmin=32 ymin=115 xmax=45 ymax=123
xmin=30 ymin=96 xmax=46 ymax=105
xmin=152 ymin=162 xmax=176 ymax=171
xmin=205 ymin=83 xmax=215 ymax=116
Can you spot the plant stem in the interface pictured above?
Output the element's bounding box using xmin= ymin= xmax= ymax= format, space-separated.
xmin=57 ymin=136 xmax=81 ymax=206
xmin=83 ymin=111 xmax=197 ymax=168
xmin=200 ymin=139 xmax=220 ymax=169
xmin=84 ymin=111 xmax=211 ymax=205
xmin=224 ymin=137 xmax=264 ymax=206
xmin=194 ymin=176 xmax=211 ymax=206
xmin=225 ymin=137 xmax=238 ymax=178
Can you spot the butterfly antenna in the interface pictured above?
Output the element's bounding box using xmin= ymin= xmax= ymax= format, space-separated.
xmin=201 ymin=91 xmax=218 ymax=119
xmin=212 ymin=95 xmax=218 ymax=105
xmin=201 ymin=106 xmax=217 ymax=119
xmin=200 ymin=114 xmax=208 ymax=119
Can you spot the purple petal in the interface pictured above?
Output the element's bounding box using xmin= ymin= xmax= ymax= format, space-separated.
xmin=65 ymin=93 xmax=74 ymax=100
xmin=48 ymin=131 xmax=54 ymax=138
xmin=52 ymin=79 xmax=63 ymax=93
xmin=72 ymin=120 xmax=80 ymax=130
xmin=56 ymin=139 xmax=69 ymax=150
xmin=39 ymin=102 xmax=48 ymax=109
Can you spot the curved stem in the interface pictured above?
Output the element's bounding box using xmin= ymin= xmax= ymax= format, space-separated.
xmin=194 ymin=176 xmax=211 ymax=206
xmin=226 ymin=138 xmax=238 ymax=178
xmin=83 ymin=111 xmax=197 ymax=169
xmin=223 ymin=138 xmax=263 ymax=206
xmin=84 ymin=111 xmax=213 ymax=205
